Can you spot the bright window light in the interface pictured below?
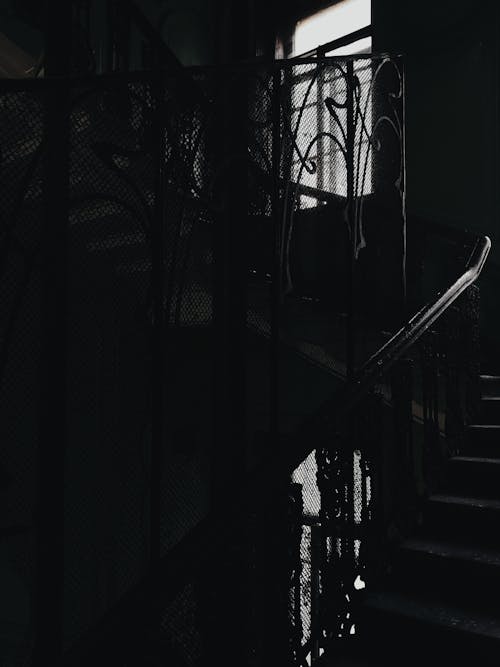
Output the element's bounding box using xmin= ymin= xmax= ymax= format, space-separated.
xmin=293 ymin=0 xmax=371 ymax=56
xmin=290 ymin=0 xmax=374 ymax=202
xmin=327 ymin=36 xmax=372 ymax=56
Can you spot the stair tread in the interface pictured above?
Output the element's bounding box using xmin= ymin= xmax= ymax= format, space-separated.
xmin=401 ymin=537 xmax=500 ymax=567
xmin=364 ymin=589 xmax=500 ymax=639
xmin=429 ymin=493 xmax=500 ymax=510
xmin=480 ymin=375 xmax=500 ymax=380
xmin=468 ymin=424 xmax=500 ymax=429
xmin=450 ymin=455 xmax=500 ymax=465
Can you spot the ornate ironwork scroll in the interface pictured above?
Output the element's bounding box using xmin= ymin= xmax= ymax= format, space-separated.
xmin=313 ymin=391 xmax=379 ymax=651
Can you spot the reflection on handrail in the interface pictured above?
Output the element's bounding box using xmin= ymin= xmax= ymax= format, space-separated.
xmin=285 ymin=234 xmax=491 ymax=472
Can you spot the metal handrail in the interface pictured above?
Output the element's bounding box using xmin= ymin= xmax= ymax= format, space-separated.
xmin=286 ymin=234 xmax=491 ymax=472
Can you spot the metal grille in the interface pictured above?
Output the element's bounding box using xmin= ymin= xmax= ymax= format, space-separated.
xmin=0 ymin=55 xmax=404 ymax=666
xmin=0 ymin=89 xmax=45 ymax=667
xmin=160 ymin=582 xmax=203 ymax=666
xmin=64 ymin=80 xmax=156 ymax=646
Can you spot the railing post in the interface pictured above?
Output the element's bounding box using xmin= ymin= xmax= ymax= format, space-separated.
xmin=390 ymin=358 xmax=417 ymax=534
xmin=271 ymin=67 xmax=294 ymax=666
xmin=310 ymin=523 xmax=322 ymax=661
xmin=444 ymin=284 xmax=481 ymax=457
xmin=462 ymin=284 xmax=481 ymax=425
xmin=420 ymin=330 xmax=441 ymax=493
xmin=108 ymin=0 xmax=131 ymax=71
xmin=346 ymin=60 xmax=356 ymax=380
xmin=316 ymin=424 xmax=353 ymax=648
xmin=34 ymin=2 xmax=71 ymax=663
xmin=289 ymin=483 xmax=304 ymax=664
xmin=271 ymin=67 xmax=281 ymax=448
xmin=210 ymin=64 xmax=250 ymax=665
xmin=149 ymin=69 xmax=165 ymax=638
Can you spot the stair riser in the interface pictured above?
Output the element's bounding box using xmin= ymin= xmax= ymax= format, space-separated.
xmin=358 ymin=608 xmax=500 ymax=666
xmin=424 ymin=501 xmax=500 ymax=546
xmin=480 ymin=376 xmax=500 ymax=398
xmin=477 ymin=399 xmax=500 ymax=424
xmin=461 ymin=428 xmax=500 ymax=456
xmin=391 ymin=552 xmax=500 ymax=610
xmin=444 ymin=462 xmax=500 ymax=498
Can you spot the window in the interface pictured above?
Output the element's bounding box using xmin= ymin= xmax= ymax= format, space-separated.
xmin=293 ymin=0 xmax=371 ymax=58
xmin=290 ymin=0 xmax=373 ymax=203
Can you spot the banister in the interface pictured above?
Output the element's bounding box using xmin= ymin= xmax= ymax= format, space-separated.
xmin=354 ymin=235 xmax=489 ymax=391
xmin=284 ymin=234 xmax=490 ymax=473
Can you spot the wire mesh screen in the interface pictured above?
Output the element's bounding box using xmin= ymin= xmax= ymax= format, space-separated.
xmin=0 ymin=89 xmax=45 ymax=667
xmin=0 ymin=54 xmax=404 ymax=666
xmin=245 ymin=57 xmax=404 ymax=450
xmin=65 ymin=74 xmax=216 ymax=652
xmin=64 ymin=79 xmax=156 ymax=647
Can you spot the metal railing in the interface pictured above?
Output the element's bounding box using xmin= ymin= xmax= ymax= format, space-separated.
xmin=286 ymin=226 xmax=489 ymax=659
xmin=0 ymin=54 xmax=421 ymax=667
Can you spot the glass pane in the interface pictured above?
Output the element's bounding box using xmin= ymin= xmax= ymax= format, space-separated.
xmin=293 ymin=0 xmax=371 ymax=56
xmin=326 ymin=36 xmax=372 ymax=56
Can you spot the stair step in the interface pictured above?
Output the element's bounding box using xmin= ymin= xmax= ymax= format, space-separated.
xmin=445 ymin=455 xmax=500 ymax=497
xmin=477 ymin=397 xmax=500 ymax=424
xmin=425 ymin=494 xmax=500 ymax=545
xmin=359 ymin=589 xmax=500 ymax=665
xmin=392 ymin=536 xmax=500 ymax=608
xmin=462 ymin=424 xmax=500 ymax=455
xmin=401 ymin=536 xmax=500 ymax=567
xmin=480 ymin=375 xmax=500 ymax=398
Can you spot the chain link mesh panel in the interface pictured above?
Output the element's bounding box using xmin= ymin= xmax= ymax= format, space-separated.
xmin=0 ymin=89 xmax=45 ymax=666
xmin=0 ymin=55 xmax=404 ymax=665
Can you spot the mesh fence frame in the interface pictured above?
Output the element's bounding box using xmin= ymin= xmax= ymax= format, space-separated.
xmin=0 ymin=55 xmax=404 ymax=665
xmin=0 ymin=89 xmax=45 ymax=667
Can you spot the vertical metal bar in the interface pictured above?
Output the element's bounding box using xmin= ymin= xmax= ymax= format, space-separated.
xmin=401 ymin=62 xmax=407 ymax=317
xmin=107 ymin=0 xmax=131 ymax=71
xmin=208 ymin=69 xmax=224 ymax=666
xmin=150 ymin=69 xmax=165 ymax=581
xmin=390 ymin=359 xmax=415 ymax=520
xmin=421 ymin=332 xmax=440 ymax=493
xmin=463 ymin=284 xmax=481 ymax=424
xmin=270 ymin=68 xmax=281 ymax=449
xmin=310 ymin=523 xmax=321 ymax=662
xmin=346 ymin=61 xmax=356 ymax=380
xmin=34 ymin=3 xmax=71 ymax=663
xmin=316 ymin=61 xmax=324 ymax=192
xmin=106 ymin=0 xmax=116 ymax=71
xmin=118 ymin=0 xmax=131 ymax=71
xmin=289 ymin=483 xmax=303 ymax=663
xmin=85 ymin=1 xmax=91 ymax=42
xmin=344 ymin=61 xmax=357 ymax=620
xmin=271 ymin=67 xmax=291 ymax=666
xmin=211 ymin=64 xmax=249 ymax=665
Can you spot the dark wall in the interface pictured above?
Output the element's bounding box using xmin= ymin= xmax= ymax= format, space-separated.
xmin=373 ymin=1 xmax=500 ymax=359
xmin=139 ymin=0 xmax=216 ymax=65
xmin=374 ymin=1 xmax=498 ymax=248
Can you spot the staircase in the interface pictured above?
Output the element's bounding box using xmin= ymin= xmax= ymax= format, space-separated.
xmin=2 ymin=16 xmax=497 ymax=664
xmin=338 ymin=372 xmax=500 ymax=666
